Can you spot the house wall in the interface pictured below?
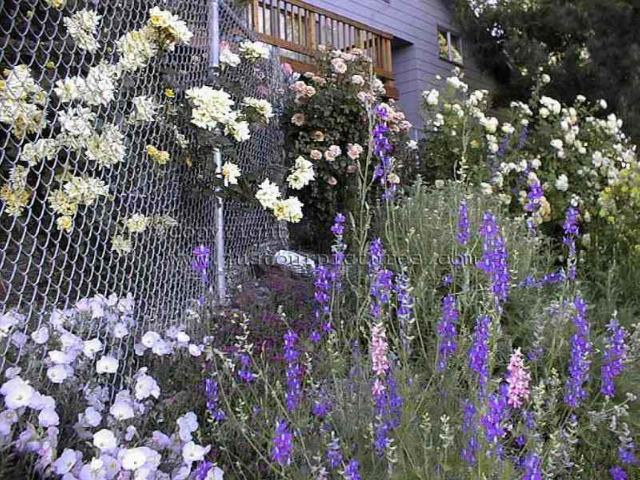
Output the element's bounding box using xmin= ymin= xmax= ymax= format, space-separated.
xmin=303 ymin=0 xmax=493 ymax=129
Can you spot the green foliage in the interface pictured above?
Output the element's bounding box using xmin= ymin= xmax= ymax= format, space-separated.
xmin=419 ymin=72 xmax=639 ymax=256
xmin=195 ymin=181 xmax=640 ymax=479
xmin=455 ymin=0 xmax=640 ymax=142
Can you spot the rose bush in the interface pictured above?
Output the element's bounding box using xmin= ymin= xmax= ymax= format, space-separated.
xmin=282 ymin=47 xmax=414 ymax=250
xmin=419 ymin=70 xmax=638 ymax=255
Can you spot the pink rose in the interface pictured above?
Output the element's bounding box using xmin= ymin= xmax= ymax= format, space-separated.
xmin=310 ymin=150 xmax=322 ymax=160
xmin=291 ymin=113 xmax=306 ymax=126
xmin=324 ymin=145 xmax=341 ymax=161
xmin=347 ymin=143 xmax=363 ymax=160
xmin=331 ymin=58 xmax=348 ymax=74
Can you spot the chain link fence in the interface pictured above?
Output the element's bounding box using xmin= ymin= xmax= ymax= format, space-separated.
xmin=0 ymin=0 xmax=288 ymax=353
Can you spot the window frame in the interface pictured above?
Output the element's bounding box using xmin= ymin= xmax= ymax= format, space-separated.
xmin=437 ymin=26 xmax=464 ymax=66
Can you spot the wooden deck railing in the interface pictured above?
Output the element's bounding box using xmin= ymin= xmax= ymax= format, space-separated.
xmin=246 ymin=0 xmax=397 ymax=97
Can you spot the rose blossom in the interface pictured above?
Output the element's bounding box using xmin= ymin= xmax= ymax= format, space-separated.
xmin=291 ymin=113 xmax=306 ymax=126
xmin=347 ymin=143 xmax=363 ymax=160
xmin=324 ymin=145 xmax=342 ymax=161
xmin=331 ymin=57 xmax=348 ymax=74
xmin=351 ymin=74 xmax=365 ymax=86
xmin=310 ymin=149 xmax=322 ymax=160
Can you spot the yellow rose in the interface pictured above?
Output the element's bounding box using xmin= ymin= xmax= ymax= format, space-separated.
xmin=56 ymin=215 xmax=73 ymax=232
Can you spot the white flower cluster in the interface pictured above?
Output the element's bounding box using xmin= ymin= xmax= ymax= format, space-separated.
xmin=63 ymin=8 xmax=101 ymax=53
xmin=287 ymin=156 xmax=315 ymax=190
xmin=47 ymin=175 xmax=109 ymax=232
xmin=19 ymin=138 xmax=60 ymax=167
xmin=255 ymin=179 xmax=281 ymax=209
xmin=0 ymin=295 xmax=218 ymax=479
xmin=242 ymin=97 xmax=274 ymax=124
xmin=117 ymin=7 xmax=193 ymax=74
xmin=86 ymin=123 xmax=126 ymax=169
xmin=423 ymin=88 xmax=440 ymax=106
xmin=116 ymin=29 xmax=160 ymax=73
xmin=539 ymin=95 xmax=562 ymax=118
xmin=185 ymin=86 xmax=251 ymax=142
xmin=0 ymin=65 xmax=47 ymax=138
xmin=222 ymin=161 xmax=241 ymax=185
xmin=111 ymin=214 xmax=178 ymax=255
xmin=147 ymin=6 xmax=194 ymax=49
xmin=130 ymin=95 xmax=160 ymax=123
xmin=54 ymin=62 xmax=117 ymax=106
xmin=238 ymin=40 xmax=270 ymax=61
xmin=273 ymin=196 xmax=304 ymax=223
xmin=2 ymin=7 xmax=193 ymax=226
xmin=185 ymin=86 xmax=234 ymax=130
xmin=426 ymin=73 xmax=640 ymax=222
xmin=223 ymin=113 xmax=251 ymax=142
xmin=220 ymin=43 xmax=241 ymax=68
xmin=255 ymin=179 xmax=304 ymax=223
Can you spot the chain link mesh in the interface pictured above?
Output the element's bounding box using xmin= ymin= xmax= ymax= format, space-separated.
xmin=0 ymin=0 xmax=287 ymax=363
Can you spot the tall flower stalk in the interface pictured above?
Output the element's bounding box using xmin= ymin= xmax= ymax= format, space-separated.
xmin=457 ymin=200 xmax=470 ymax=246
xmin=436 ymin=294 xmax=459 ymax=372
xmin=601 ymin=317 xmax=628 ymax=399
xmin=460 ymin=400 xmax=478 ymax=466
xmin=469 ymin=315 xmax=492 ymax=390
xmin=312 ymin=212 xmax=348 ymax=342
xmin=204 ymin=378 xmax=225 ymax=422
xmin=368 ymin=238 xmax=402 ymax=459
xmin=562 ymin=206 xmax=580 ymax=281
xmin=476 ymin=212 xmax=510 ymax=311
xmin=394 ymin=266 xmax=415 ymax=358
xmin=372 ymin=105 xmax=397 ymax=201
xmin=283 ymin=330 xmax=303 ymax=412
xmin=192 ymin=245 xmax=210 ymax=283
xmin=564 ymin=295 xmax=592 ymax=408
xmin=272 ymin=420 xmax=294 ymax=466
xmin=506 ymin=348 xmax=531 ymax=408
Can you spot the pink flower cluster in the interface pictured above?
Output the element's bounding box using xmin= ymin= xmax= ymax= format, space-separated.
xmin=506 ymin=348 xmax=531 ymax=408
xmin=371 ymin=322 xmax=390 ymax=378
xmin=290 ymin=80 xmax=316 ymax=103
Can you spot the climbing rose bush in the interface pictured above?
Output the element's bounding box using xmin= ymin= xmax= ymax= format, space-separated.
xmin=282 ymin=46 xmax=415 ymax=249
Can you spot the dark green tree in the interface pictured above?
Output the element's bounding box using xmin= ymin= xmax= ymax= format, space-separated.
xmin=456 ymin=0 xmax=640 ymax=140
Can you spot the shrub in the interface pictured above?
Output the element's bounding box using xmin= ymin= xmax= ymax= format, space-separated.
xmin=419 ymin=71 xmax=638 ymax=252
xmin=282 ymin=48 xmax=414 ymax=250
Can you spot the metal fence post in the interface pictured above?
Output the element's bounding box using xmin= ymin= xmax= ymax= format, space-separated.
xmin=208 ymin=0 xmax=227 ymax=304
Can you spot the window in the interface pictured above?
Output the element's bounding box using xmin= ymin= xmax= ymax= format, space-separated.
xmin=438 ymin=28 xmax=463 ymax=65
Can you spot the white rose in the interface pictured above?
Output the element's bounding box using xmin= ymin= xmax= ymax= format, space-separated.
xmin=555 ymin=174 xmax=569 ymax=192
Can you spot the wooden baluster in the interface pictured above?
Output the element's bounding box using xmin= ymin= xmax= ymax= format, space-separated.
xmin=342 ymin=22 xmax=347 ymax=50
xmin=307 ymin=10 xmax=317 ymax=50
xmin=269 ymin=0 xmax=279 ymax=38
xmin=296 ymin=6 xmax=301 ymax=45
xmin=373 ymin=35 xmax=379 ymax=68
xmin=384 ymin=37 xmax=393 ymax=75
xmin=251 ymin=0 xmax=259 ymax=32
xmin=283 ymin=1 xmax=287 ymax=42
xmin=334 ymin=19 xmax=338 ymax=49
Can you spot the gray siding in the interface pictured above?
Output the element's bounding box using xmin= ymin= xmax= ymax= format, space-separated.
xmin=304 ymin=0 xmax=492 ymax=129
